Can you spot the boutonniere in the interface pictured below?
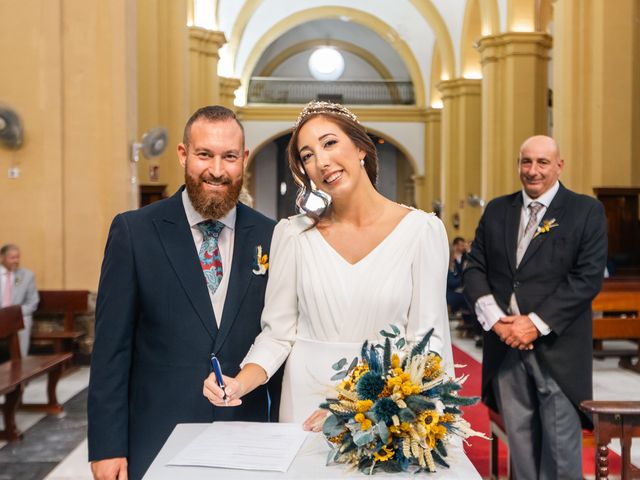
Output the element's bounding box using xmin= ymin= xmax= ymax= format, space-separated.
xmin=252 ymin=245 xmax=269 ymax=275
xmin=533 ymin=218 xmax=559 ymax=238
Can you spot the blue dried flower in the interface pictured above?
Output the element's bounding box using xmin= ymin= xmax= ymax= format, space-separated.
xmin=372 ymin=397 xmax=400 ymax=423
xmin=356 ymin=372 xmax=385 ymax=401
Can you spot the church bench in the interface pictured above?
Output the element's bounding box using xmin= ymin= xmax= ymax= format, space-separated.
xmin=31 ymin=290 xmax=89 ymax=356
xmin=592 ymin=287 xmax=640 ymax=374
xmin=0 ymin=305 xmax=71 ymax=441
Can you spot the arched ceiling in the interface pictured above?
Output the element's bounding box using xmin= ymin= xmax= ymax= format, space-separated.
xmin=213 ymin=0 xmax=513 ymax=104
xmin=252 ymin=20 xmax=410 ymax=81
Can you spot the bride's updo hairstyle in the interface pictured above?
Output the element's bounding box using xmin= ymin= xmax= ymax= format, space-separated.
xmin=287 ymin=101 xmax=379 ymax=225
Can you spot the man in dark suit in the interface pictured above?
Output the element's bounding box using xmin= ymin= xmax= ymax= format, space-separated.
xmin=464 ymin=135 xmax=607 ymax=479
xmin=88 ymin=106 xmax=279 ymax=480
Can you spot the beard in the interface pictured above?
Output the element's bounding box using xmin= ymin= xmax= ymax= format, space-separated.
xmin=185 ymin=167 xmax=243 ymax=220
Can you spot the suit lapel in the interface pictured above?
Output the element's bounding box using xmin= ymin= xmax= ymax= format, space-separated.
xmin=518 ymin=184 xmax=568 ymax=270
xmin=505 ymin=193 xmax=522 ymax=274
xmin=214 ymin=203 xmax=256 ymax=353
xmin=154 ymin=190 xmax=218 ymax=341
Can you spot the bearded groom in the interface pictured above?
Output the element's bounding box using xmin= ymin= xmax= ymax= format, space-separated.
xmin=88 ymin=106 xmax=279 ymax=480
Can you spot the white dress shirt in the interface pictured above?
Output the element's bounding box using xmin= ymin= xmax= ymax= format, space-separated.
xmin=182 ymin=190 xmax=236 ymax=326
xmin=475 ymin=181 xmax=560 ymax=335
xmin=1 ymin=265 xmax=14 ymax=307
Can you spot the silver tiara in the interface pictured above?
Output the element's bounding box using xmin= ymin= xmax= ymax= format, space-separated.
xmin=294 ymin=101 xmax=359 ymax=129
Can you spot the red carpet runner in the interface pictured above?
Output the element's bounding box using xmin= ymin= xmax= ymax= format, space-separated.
xmin=453 ymin=345 xmax=623 ymax=478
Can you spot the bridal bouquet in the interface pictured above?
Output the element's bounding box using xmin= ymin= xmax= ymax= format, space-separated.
xmin=321 ymin=326 xmax=484 ymax=475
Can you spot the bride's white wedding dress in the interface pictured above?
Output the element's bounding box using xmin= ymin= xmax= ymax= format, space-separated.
xmin=241 ymin=209 xmax=454 ymax=423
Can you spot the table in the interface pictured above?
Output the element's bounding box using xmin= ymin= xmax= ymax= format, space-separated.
xmin=580 ymin=401 xmax=640 ymax=480
xmin=144 ymin=423 xmax=481 ymax=479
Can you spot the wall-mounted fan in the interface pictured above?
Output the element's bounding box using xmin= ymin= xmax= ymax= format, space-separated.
xmin=131 ymin=127 xmax=168 ymax=162
xmin=0 ymin=106 xmax=23 ymax=150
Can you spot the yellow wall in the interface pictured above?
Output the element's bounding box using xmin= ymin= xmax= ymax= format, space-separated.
xmin=137 ymin=0 xmax=190 ymax=195
xmin=554 ymin=0 xmax=640 ymax=193
xmin=478 ymin=32 xmax=551 ymax=200
xmin=438 ymin=79 xmax=482 ymax=239
xmin=0 ymin=0 xmax=137 ymax=290
xmin=424 ymin=108 xmax=442 ymax=212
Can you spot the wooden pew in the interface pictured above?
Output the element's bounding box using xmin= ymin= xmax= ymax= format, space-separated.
xmin=592 ymin=283 xmax=640 ymax=373
xmin=0 ymin=305 xmax=72 ymax=441
xmin=31 ymin=290 xmax=89 ymax=356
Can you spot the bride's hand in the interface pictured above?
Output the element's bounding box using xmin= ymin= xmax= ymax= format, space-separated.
xmin=203 ymin=373 xmax=244 ymax=407
xmin=302 ymin=409 xmax=329 ymax=432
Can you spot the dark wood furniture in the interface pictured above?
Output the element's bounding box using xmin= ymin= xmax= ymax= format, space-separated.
xmin=594 ymin=187 xmax=640 ymax=275
xmin=139 ymin=184 xmax=167 ymax=207
xmin=0 ymin=305 xmax=72 ymax=441
xmin=592 ymin=281 xmax=640 ymax=373
xmin=580 ymin=400 xmax=640 ymax=479
xmin=31 ymin=290 xmax=89 ymax=356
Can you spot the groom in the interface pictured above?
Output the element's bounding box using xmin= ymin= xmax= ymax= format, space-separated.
xmin=88 ymin=106 xmax=279 ymax=480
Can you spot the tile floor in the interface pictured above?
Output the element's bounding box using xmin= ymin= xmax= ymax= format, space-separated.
xmin=1 ymin=332 xmax=639 ymax=480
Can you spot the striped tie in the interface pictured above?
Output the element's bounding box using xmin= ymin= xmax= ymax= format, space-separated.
xmin=524 ymin=201 xmax=543 ymax=238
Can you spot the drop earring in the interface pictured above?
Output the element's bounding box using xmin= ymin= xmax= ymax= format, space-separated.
xmin=360 ymin=159 xmax=365 ymax=167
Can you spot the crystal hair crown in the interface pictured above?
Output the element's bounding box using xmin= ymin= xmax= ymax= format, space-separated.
xmin=294 ymin=101 xmax=359 ymax=129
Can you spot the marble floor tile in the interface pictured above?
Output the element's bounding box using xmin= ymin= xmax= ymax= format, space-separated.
xmin=43 ymin=440 xmax=90 ymax=480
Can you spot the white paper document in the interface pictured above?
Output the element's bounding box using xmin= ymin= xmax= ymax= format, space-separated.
xmin=167 ymin=422 xmax=310 ymax=472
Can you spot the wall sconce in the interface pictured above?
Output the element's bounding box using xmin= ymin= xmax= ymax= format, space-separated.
xmin=0 ymin=106 xmax=23 ymax=150
xmin=467 ymin=194 xmax=485 ymax=208
xmin=452 ymin=212 xmax=460 ymax=230
xmin=131 ymin=127 xmax=168 ymax=162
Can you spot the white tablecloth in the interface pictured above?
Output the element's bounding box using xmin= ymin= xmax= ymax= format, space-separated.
xmin=143 ymin=423 xmax=481 ymax=479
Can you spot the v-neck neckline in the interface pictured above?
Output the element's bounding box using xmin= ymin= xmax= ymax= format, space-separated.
xmin=313 ymin=209 xmax=416 ymax=267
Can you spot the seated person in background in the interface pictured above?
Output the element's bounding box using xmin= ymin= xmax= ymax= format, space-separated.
xmin=446 ymin=237 xmax=467 ymax=314
xmin=0 ymin=243 xmax=39 ymax=356
xmin=447 ymin=238 xmax=482 ymax=346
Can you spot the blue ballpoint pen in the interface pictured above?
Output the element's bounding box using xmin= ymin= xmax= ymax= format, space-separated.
xmin=210 ymin=354 xmax=228 ymax=406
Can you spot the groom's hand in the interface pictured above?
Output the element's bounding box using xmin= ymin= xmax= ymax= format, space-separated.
xmin=91 ymin=457 xmax=127 ymax=480
xmin=203 ymin=374 xmax=243 ymax=407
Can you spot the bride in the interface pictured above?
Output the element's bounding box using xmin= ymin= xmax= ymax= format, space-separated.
xmin=203 ymin=101 xmax=453 ymax=429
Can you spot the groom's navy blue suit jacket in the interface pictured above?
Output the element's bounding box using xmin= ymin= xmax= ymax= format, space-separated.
xmin=88 ymin=188 xmax=279 ymax=479
xmin=464 ymin=183 xmax=607 ymax=427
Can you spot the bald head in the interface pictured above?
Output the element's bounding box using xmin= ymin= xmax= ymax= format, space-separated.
xmin=519 ymin=135 xmax=560 ymax=159
xmin=517 ymin=135 xmax=564 ymax=199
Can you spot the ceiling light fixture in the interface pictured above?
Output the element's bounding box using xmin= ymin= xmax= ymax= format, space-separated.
xmin=308 ymin=47 xmax=345 ymax=81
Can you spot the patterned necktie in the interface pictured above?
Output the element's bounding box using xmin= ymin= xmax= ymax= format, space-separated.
xmin=2 ymin=271 xmax=12 ymax=307
xmin=524 ymin=201 xmax=543 ymax=238
xmin=197 ymin=220 xmax=224 ymax=294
